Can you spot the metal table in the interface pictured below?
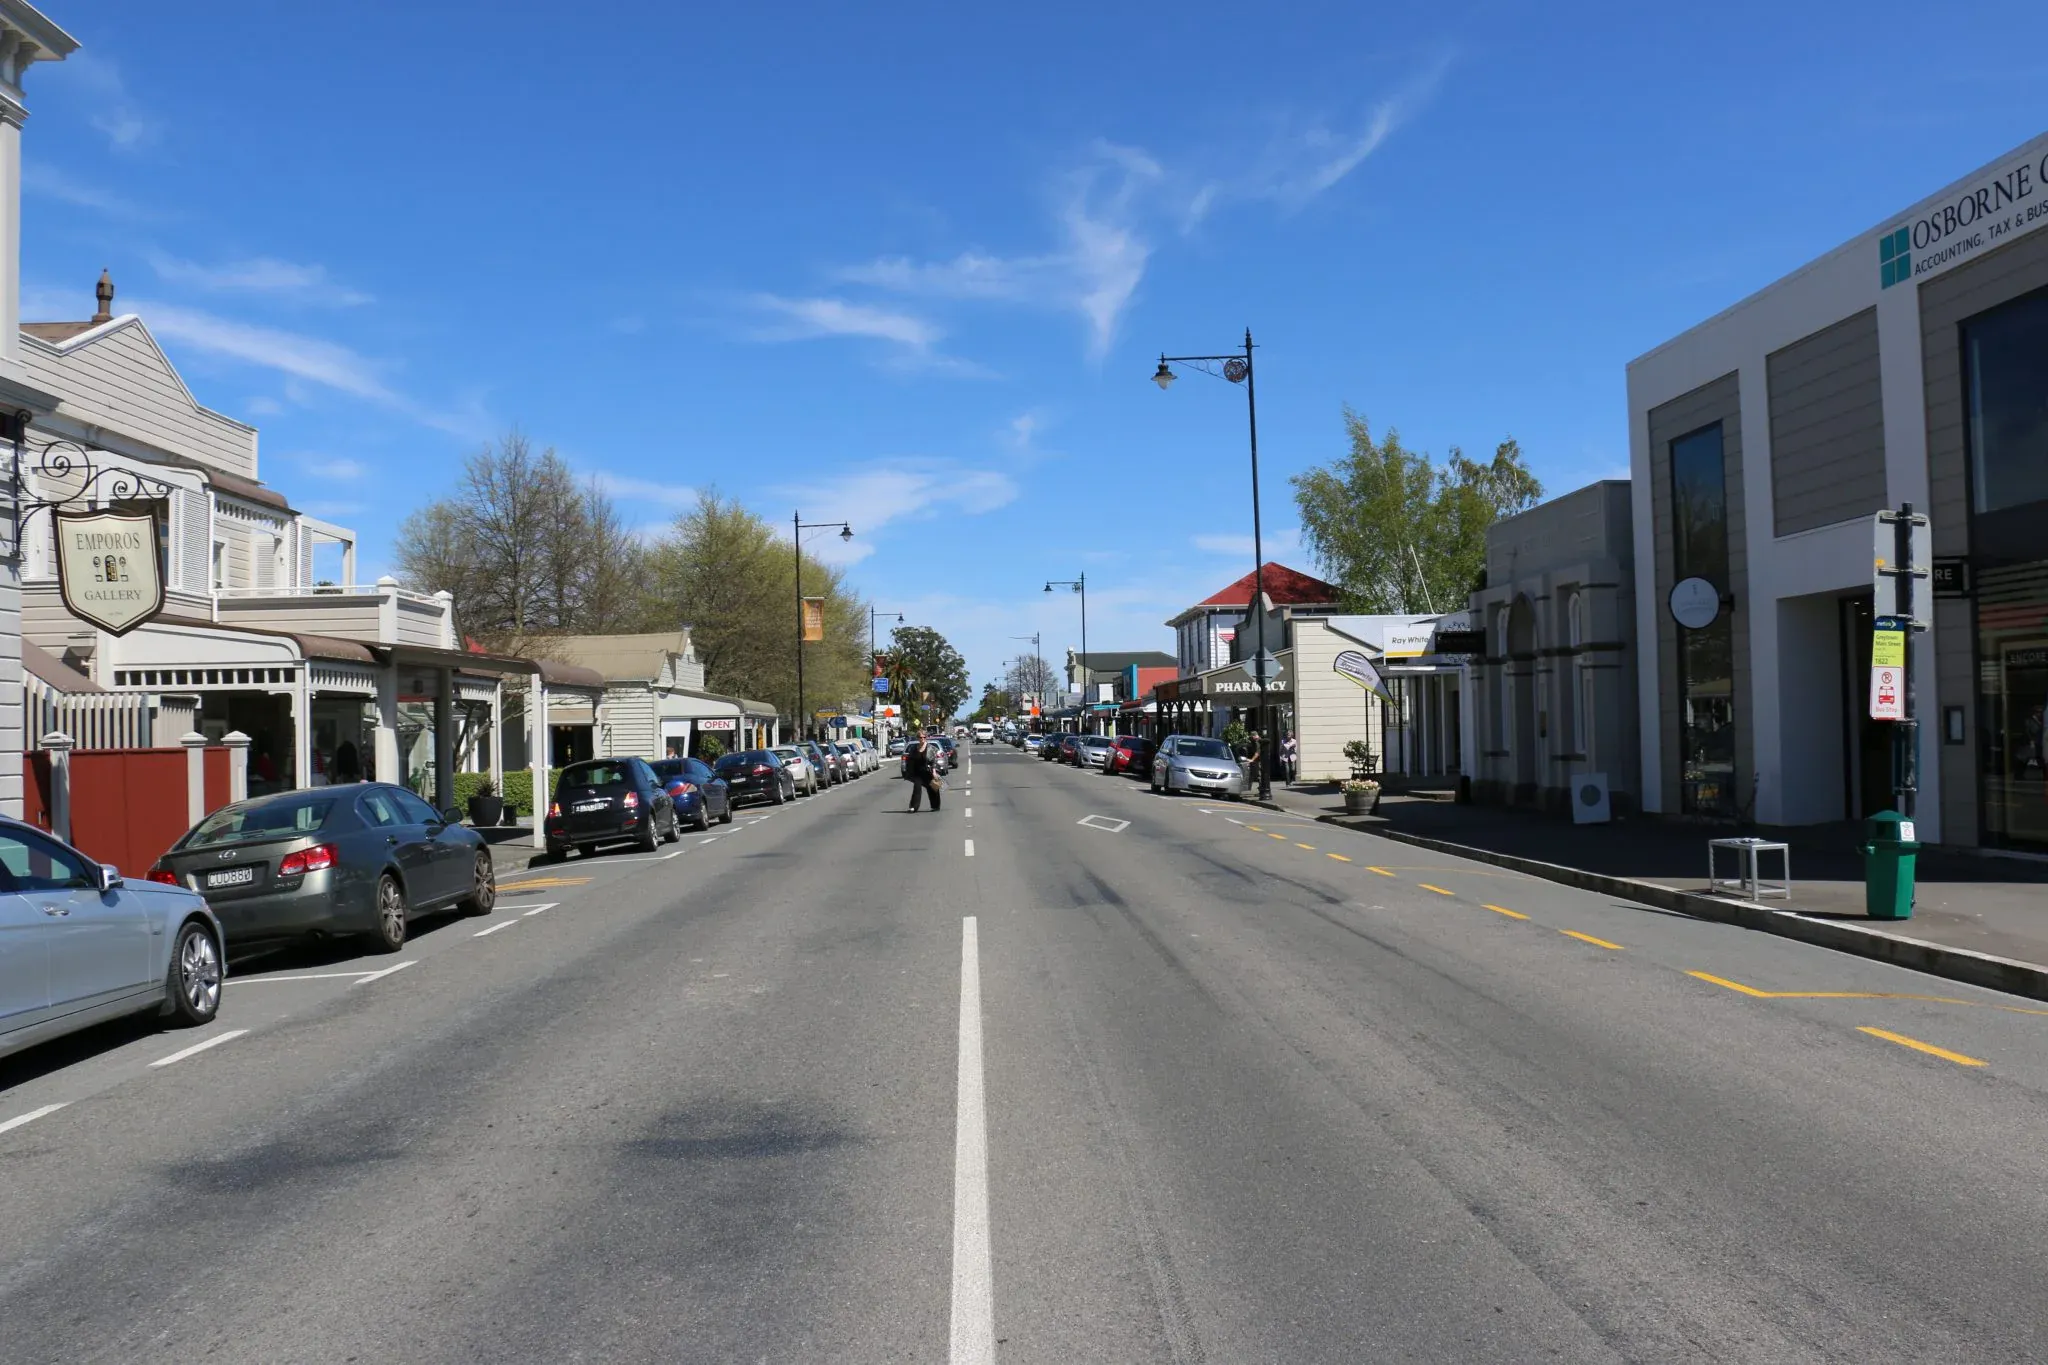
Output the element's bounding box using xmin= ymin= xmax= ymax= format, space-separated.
xmin=1708 ymin=837 xmax=1791 ymax=901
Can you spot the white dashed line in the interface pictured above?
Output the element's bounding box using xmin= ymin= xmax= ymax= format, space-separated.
xmin=950 ymin=916 xmax=994 ymax=1363
xmin=352 ymin=960 xmax=417 ymax=987
xmin=149 ymin=1029 xmax=249 ymax=1068
xmin=964 ymin=839 xmax=975 ymax=857
xmin=965 ymin=807 xmax=973 ymax=819
xmin=474 ymin=920 xmax=519 ymax=937
xmin=0 ymin=1103 xmax=68 ymax=1135
xmin=700 ymin=837 xmax=719 ymax=844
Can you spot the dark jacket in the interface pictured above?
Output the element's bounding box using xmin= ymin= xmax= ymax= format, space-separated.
xmin=903 ymin=743 xmax=936 ymax=782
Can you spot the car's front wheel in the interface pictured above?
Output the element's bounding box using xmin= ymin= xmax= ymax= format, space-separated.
xmin=164 ymin=921 xmax=222 ymax=1026
xmin=459 ymin=851 xmax=496 ymax=915
xmin=368 ymin=874 xmax=408 ymax=953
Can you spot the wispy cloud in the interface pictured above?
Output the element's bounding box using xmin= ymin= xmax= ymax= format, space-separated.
xmin=1192 ymin=527 xmax=1300 ymax=558
xmin=149 ymin=251 xmax=372 ymax=306
xmin=743 ymin=293 xmax=991 ymax=376
xmin=243 ymin=395 xmax=285 ymax=416
xmin=297 ymin=455 xmax=369 ymax=480
xmin=22 ymin=162 xmax=148 ymax=218
xmin=588 ymin=471 xmax=697 ymax=508
xmin=67 ymin=54 xmax=156 ymax=150
xmin=302 ymin=500 xmax=367 ymax=520
xmin=776 ymin=459 xmax=1019 ymax=565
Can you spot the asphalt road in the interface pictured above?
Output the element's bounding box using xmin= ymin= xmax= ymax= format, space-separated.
xmin=8 ymin=745 xmax=2048 ymax=1362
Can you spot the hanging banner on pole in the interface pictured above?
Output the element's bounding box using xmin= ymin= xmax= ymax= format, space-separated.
xmin=801 ymin=597 xmax=825 ymax=642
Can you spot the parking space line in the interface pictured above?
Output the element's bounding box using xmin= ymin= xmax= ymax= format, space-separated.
xmin=1482 ymin=903 xmax=1530 ymax=920
xmin=1560 ymin=930 xmax=1624 ymax=950
xmin=0 ymin=1103 xmax=68 ymax=1135
xmin=1418 ymin=883 xmax=1454 ymax=896
xmin=1858 ymin=1026 xmax=1986 ymax=1067
xmin=353 ymin=960 xmax=417 ymax=987
xmin=521 ymin=901 xmax=560 ymax=917
xmin=150 ymin=1029 xmax=249 ymax=1068
xmin=474 ymin=920 xmax=519 ymax=937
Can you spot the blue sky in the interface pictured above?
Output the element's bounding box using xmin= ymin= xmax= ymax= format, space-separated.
xmin=21 ymin=1 xmax=2048 ymax=694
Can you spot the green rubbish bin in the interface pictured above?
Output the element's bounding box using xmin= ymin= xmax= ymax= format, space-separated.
xmin=1860 ymin=810 xmax=1920 ymax=920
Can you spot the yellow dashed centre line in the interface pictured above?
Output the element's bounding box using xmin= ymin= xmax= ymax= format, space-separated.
xmin=1367 ymin=866 xmax=1397 ymax=877
xmin=497 ymin=876 xmax=592 ymax=892
xmin=1295 ymin=843 xmax=1316 ymax=850
xmin=1560 ymin=929 xmax=1624 ymax=950
xmin=1857 ymin=1026 xmax=1986 ymax=1067
xmin=1687 ymin=970 xmax=2048 ymax=1016
xmin=1418 ymin=883 xmax=1454 ymax=896
xmin=1482 ymin=903 xmax=1529 ymax=920
xmin=1327 ymin=853 xmax=1352 ymax=863
xmin=1267 ymin=832 xmax=1287 ymax=840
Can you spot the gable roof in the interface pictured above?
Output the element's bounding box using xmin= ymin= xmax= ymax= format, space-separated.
xmin=1195 ymin=562 xmax=1340 ymax=608
xmin=517 ymin=632 xmax=694 ymax=684
xmin=21 ymin=321 xmax=97 ymax=344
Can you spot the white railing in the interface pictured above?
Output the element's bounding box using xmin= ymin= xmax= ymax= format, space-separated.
xmin=26 ymin=674 xmax=155 ymax=749
xmin=213 ymin=583 xmax=447 ymax=609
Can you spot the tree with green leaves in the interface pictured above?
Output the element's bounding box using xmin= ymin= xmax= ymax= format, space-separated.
xmin=1292 ymin=408 xmax=1542 ymax=613
xmin=886 ymin=623 xmax=970 ymax=724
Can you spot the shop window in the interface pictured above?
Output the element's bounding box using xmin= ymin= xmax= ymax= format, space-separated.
xmin=1965 ymin=286 xmax=2048 ymax=517
xmin=1671 ymin=423 xmax=1736 ymax=817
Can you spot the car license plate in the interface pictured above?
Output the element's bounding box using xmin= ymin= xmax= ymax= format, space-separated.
xmin=207 ymin=866 xmax=255 ymax=889
xmin=574 ymin=799 xmax=608 ymax=813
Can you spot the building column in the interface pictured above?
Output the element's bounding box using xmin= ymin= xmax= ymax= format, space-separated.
xmin=529 ymin=673 xmax=548 ymax=850
xmin=433 ymin=666 xmax=454 ymax=814
xmin=293 ymin=672 xmax=312 ymax=790
xmin=489 ymin=678 xmax=504 ymax=794
xmin=373 ymin=662 xmax=400 ymax=788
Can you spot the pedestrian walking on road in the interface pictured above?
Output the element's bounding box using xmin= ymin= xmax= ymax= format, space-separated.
xmin=905 ymin=735 xmax=943 ymax=812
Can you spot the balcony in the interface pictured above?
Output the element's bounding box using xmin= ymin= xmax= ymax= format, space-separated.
xmin=212 ymin=577 xmax=455 ymax=649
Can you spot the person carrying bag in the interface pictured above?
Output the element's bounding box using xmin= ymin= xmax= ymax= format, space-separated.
xmin=905 ymin=736 xmax=944 ymax=812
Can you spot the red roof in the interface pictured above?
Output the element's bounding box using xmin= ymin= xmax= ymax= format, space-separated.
xmin=1193 ymin=562 xmax=1340 ymax=609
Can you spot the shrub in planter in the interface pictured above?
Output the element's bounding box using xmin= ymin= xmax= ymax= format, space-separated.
xmin=463 ymin=777 xmax=505 ymax=827
xmin=1341 ymin=778 xmax=1381 ymax=814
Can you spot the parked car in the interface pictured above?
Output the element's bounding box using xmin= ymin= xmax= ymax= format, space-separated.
xmin=831 ymin=742 xmax=862 ymax=779
xmin=887 ymin=737 xmax=908 ymax=757
xmin=1150 ymin=734 xmax=1249 ymax=798
xmin=152 ymin=783 xmax=495 ymax=954
xmin=1073 ymin=734 xmax=1116 ymax=768
xmin=6 ymin=816 xmax=224 ymax=1061
xmin=857 ymin=740 xmax=880 ymax=772
xmin=802 ymin=740 xmax=841 ymax=786
xmin=543 ymin=757 xmax=679 ymax=860
xmin=773 ymin=745 xmax=822 ymax=795
xmin=1105 ymin=734 xmax=1154 ymax=776
xmin=1022 ymin=734 xmax=1044 ymax=751
xmin=933 ymin=736 xmax=958 ymax=772
xmin=651 ymin=755 xmax=733 ymax=830
xmin=1038 ymin=733 xmax=1067 ymax=761
xmin=716 ymin=748 xmax=797 ymax=807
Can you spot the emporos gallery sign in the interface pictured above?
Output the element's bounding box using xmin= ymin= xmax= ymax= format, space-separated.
xmin=1878 ymin=143 xmax=2048 ymax=289
xmin=54 ymin=508 xmax=165 ymax=636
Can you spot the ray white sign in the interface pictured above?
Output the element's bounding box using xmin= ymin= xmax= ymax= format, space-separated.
xmin=55 ymin=508 xmax=164 ymax=636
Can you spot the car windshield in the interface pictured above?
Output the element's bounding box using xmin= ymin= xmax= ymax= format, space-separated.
xmin=773 ymin=748 xmax=804 ymax=764
xmin=185 ymin=794 xmax=340 ymax=848
xmin=1177 ymin=738 xmax=1235 ymax=760
xmin=1079 ymin=736 xmax=1111 ymax=748
xmin=560 ymin=762 xmax=631 ymax=791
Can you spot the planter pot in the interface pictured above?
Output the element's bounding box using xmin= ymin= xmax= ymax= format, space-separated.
xmin=467 ymin=794 xmax=505 ymax=827
xmin=1343 ymin=790 xmax=1376 ymax=815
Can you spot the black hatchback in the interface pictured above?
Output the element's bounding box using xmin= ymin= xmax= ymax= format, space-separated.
xmin=544 ymin=757 xmax=679 ymax=858
xmin=715 ymin=749 xmax=796 ymax=808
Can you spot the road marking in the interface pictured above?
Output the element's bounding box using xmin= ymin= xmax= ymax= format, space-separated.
xmin=1688 ymin=971 xmax=1773 ymax=996
xmin=352 ymin=960 xmax=417 ymax=986
xmin=1418 ymin=883 xmax=1454 ymax=896
xmin=965 ymin=807 xmax=973 ymax=818
xmin=1482 ymin=903 xmax=1530 ymax=920
xmin=522 ymin=903 xmax=558 ymax=916
xmin=495 ymin=901 xmax=554 ymax=913
xmin=474 ymin=920 xmax=519 ymax=937
xmin=497 ymin=876 xmax=591 ymax=892
xmin=1684 ymin=971 xmax=2048 ymax=1014
xmin=1077 ymin=815 xmax=1130 ymax=833
xmin=700 ymin=837 xmax=718 ymax=844
xmin=1858 ymin=1026 xmax=1986 ymax=1067
xmin=1224 ymin=817 xmax=1244 ymax=825
xmin=149 ymin=1029 xmax=249 ymax=1068
xmin=1367 ymin=866 xmax=1396 ymax=877
xmin=1560 ymin=930 xmax=1624 ymax=950
xmin=964 ymin=839 xmax=975 ymax=857
xmin=951 ymin=916 xmax=994 ymax=1364
xmin=1327 ymin=853 xmax=1352 ymax=862
xmin=1296 ymin=842 xmax=1316 ymax=850
xmin=228 ymin=970 xmax=380 ymax=984
xmin=1246 ymin=824 xmax=1263 ymax=831
xmin=0 ymin=1103 xmax=68 ymax=1135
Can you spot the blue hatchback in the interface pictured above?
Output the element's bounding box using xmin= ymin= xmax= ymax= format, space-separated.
xmin=650 ymin=756 xmax=732 ymax=832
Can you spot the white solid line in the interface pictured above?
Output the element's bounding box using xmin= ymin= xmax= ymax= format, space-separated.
xmin=474 ymin=920 xmax=519 ymax=937
xmin=149 ymin=1028 xmax=249 ymax=1068
xmin=700 ymin=837 xmax=718 ymax=844
xmin=964 ymin=839 xmax=975 ymax=857
xmin=522 ymin=901 xmax=560 ymax=917
xmin=0 ymin=1103 xmax=68 ymax=1135
xmin=228 ymin=970 xmax=378 ymax=984
xmin=951 ymin=916 xmax=994 ymax=1364
xmin=352 ymin=960 xmax=417 ymax=987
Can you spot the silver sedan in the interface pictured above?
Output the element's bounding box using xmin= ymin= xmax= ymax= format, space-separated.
xmin=1150 ymin=734 xmax=1249 ymax=798
xmin=1 ymin=815 xmax=224 ymax=1061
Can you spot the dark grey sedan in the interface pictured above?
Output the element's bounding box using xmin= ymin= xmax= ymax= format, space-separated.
xmin=151 ymin=784 xmax=495 ymax=954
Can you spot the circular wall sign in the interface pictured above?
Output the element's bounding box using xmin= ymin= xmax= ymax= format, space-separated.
xmin=1669 ymin=577 xmax=1721 ymax=629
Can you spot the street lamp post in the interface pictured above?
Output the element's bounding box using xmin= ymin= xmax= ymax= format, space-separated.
xmin=1153 ymin=329 xmax=1270 ymax=800
xmin=793 ymin=511 xmax=854 ymax=743
xmin=870 ymin=605 xmax=905 ymax=744
xmin=1044 ymin=577 xmax=1087 ymax=734
xmin=1009 ymin=632 xmax=1044 ymax=731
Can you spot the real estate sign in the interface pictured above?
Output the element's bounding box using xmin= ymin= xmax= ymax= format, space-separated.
xmin=54 ymin=508 xmax=164 ymax=637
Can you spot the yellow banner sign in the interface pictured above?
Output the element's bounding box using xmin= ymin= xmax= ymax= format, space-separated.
xmin=801 ymin=597 xmax=825 ymax=642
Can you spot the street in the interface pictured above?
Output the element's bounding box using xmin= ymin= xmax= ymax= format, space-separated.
xmin=7 ymin=746 xmax=2048 ymax=1362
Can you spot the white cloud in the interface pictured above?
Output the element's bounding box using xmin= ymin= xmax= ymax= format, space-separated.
xmin=298 ymin=455 xmax=369 ymax=480
xmin=777 ymin=459 xmax=1019 ymax=566
xmin=64 ymin=54 xmax=157 ymax=151
xmin=133 ymin=298 xmax=400 ymax=404
xmin=243 ymin=395 xmax=286 ymax=416
xmin=302 ymin=500 xmax=367 ymax=519
xmin=1003 ymin=411 xmax=1042 ymax=451
xmin=148 ymin=251 xmax=372 ymax=306
xmin=748 ymin=294 xmax=941 ymax=349
xmin=588 ymin=471 xmax=698 ymax=508
xmin=1193 ymin=527 xmax=1299 ymax=558
xmin=22 ymin=163 xmax=147 ymax=218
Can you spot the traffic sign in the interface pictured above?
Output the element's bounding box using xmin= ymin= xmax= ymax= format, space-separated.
xmin=872 ymin=676 xmax=890 ymax=694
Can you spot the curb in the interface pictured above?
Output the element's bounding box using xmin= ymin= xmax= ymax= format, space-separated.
xmin=1308 ymin=816 xmax=2048 ymax=1005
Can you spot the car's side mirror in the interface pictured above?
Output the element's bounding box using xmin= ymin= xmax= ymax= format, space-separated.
xmin=98 ymin=863 xmax=123 ymax=894
xmin=442 ymin=808 xmax=464 ymax=826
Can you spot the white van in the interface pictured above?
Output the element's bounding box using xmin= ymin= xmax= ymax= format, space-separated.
xmin=972 ymin=722 xmax=995 ymax=743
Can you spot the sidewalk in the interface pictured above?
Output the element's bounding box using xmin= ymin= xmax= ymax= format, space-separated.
xmin=1249 ymin=781 xmax=2048 ymax=998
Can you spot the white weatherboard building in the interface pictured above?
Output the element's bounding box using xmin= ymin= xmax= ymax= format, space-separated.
xmin=1628 ymin=132 xmax=2048 ymax=850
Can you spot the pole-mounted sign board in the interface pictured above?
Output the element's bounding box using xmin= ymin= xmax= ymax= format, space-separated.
xmin=1869 ymin=617 xmax=1908 ymax=721
xmin=55 ymin=508 xmax=165 ymax=636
